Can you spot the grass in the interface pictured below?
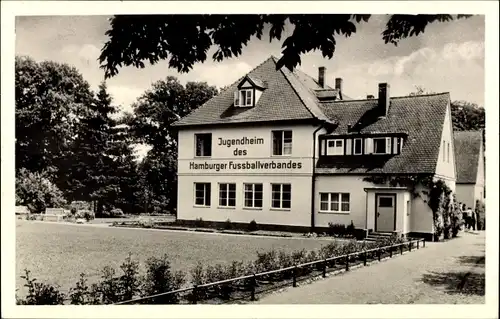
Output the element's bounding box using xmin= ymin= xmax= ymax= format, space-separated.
xmin=16 ymin=220 xmax=332 ymax=296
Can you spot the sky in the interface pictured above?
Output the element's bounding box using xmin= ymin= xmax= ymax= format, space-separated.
xmin=15 ymin=14 xmax=485 ymax=115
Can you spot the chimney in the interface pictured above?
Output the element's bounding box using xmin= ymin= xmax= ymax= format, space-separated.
xmin=335 ymin=78 xmax=343 ymax=99
xmin=378 ymin=83 xmax=390 ymax=116
xmin=318 ymin=67 xmax=326 ymax=88
xmin=367 ymin=94 xmax=375 ymax=99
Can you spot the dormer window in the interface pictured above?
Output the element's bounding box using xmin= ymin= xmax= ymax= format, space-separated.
xmin=234 ymin=75 xmax=267 ymax=107
xmin=373 ymin=137 xmax=392 ymax=154
xmin=234 ymin=89 xmax=253 ymax=107
xmin=327 ymin=139 xmax=344 ymax=156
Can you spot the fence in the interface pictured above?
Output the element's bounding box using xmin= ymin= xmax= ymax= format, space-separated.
xmin=113 ymin=238 xmax=425 ymax=305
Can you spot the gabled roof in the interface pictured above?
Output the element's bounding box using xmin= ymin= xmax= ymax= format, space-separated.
xmin=173 ymin=56 xmax=331 ymax=127
xmin=316 ymin=93 xmax=451 ymax=175
xmin=239 ymin=75 xmax=267 ymax=89
xmin=454 ymin=130 xmax=483 ymax=183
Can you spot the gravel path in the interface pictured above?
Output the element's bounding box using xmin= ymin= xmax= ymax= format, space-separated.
xmin=256 ymin=231 xmax=485 ymax=304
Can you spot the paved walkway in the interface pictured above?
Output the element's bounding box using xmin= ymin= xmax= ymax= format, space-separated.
xmin=256 ymin=231 xmax=485 ymax=304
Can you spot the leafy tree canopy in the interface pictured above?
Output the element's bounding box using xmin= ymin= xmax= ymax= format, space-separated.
xmin=99 ymin=14 xmax=471 ymax=78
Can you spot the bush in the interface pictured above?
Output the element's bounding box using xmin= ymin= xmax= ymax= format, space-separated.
xmin=142 ymin=254 xmax=186 ymax=304
xmin=69 ymin=273 xmax=98 ymax=305
xmin=17 ymin=269 xmax=65 ymax=305
xmin=194 ymin=217 xmax=205 ymax=228
xmin=78 ymin=210 xmax=95 ymax=221
xmin=248 ymin=220 xmax=258 ymax=232
xmin=327 ymin=223 xmax=346 ymax=237
xmin=223 ymin=219 xmax=233 ymax=230
xmin=346 ymin=220 xmax=356 ymax=237
xmin=118 ymin=253 xmax=142 ymax=302
xmin=15 ymin=168 xmax=66 ymax=214
xmin=111 ymin=208 xmax=124 ymax=217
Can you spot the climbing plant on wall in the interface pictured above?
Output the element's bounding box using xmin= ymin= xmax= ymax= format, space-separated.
xmin=363 ymin=175 xmax=453 ymax=241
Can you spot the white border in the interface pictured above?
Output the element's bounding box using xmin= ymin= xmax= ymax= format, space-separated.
xmin=2 ymin=1 xmax=499 ymax=319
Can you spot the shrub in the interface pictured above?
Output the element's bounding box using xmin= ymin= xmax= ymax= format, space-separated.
xmin=78 ymin=210 xmax=95 ymax=222
xmin=142 ymin=254 xmax=186 ymax=304
xmin=248 ymin=220 xmax=258 ymax=232
xmin=98 ymin=266 xmax=121 ymax=304
xmin=346 ymin=220 xmax=356 ymax=237
xmin=189 ymin=262 xmax=208 ymax=302
xmin=111 ymin=208 xmax=124 ymax=217
xmin=15 ymin=168 xmax=66 ymax=214
xmin=194 ymin=217 xmax=205 ymax=228
xmin=70 ymin=207 xmax=77 ymax=215
xmin=69 ymin=273 xmax=92 ymax=305
xmin=118 ymin=253 xmax=142 ymax=302
xmin=223 ymin=219 xmax=233 ymax=230
xmin=327 ymin=223 xmax=346 ymax=237
xmin=17 ymin=269 xmax=65 ymax=305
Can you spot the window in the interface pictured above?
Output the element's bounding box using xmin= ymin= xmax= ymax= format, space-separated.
xmin=272 ymin=130 xmax=292 ymax=155
xmin=194 ymin=183 xmax=211 ymax=207
xmin=319 ymin=193 xmax=350 ymax=213
xmin=373 ymin=137 xmax=391 ymax=154
xmin=219 ymin=183 xmax=236 ymax=207
xmin=244 ymin=183 xmax=263 ymax=208
xmin=234 ymin=89 xmax=253 ymax=107
xmin=327 ymin=139 xmax=344 ymax=155
xmin=378 ymin=196 xmax=393 ymax=207
xmin=447 ymin=142 xmax=450 ymax=163
xmin=353 ymin=138 xmax=363 ymax=155
xmin=195 ymin=133 xmax=212 ymax=157
xmin=271 ymin=184 xmax=291 ymax=209
xmin=443 ymin=141 xmax=446 ymax=162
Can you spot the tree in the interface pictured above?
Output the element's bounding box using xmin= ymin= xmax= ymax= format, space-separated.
xmin=99 ymin=14 xmax=471 ymax=78
xmin=16 ymin=168 xmax=67 ymax=214
xmin=129 ymin=77 xmax=218 ymax=214
xmin=15 ymin=56 xmax=94 ymax=181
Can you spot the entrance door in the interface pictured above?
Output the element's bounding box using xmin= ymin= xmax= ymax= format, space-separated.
xmin=376 ymin=194 xmax=396 ymax=232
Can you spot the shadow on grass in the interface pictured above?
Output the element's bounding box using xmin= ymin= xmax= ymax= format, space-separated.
xmin=457 ymin=256 xmax=485 ymax=267
xmin=421 ymin=271 xmax=485 ymax=296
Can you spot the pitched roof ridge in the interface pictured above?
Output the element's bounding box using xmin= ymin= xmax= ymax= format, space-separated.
xmin=319 ymin=92 xmax=450 ymax=104
xmin=279 ymin=65 xmax=329 ymax=121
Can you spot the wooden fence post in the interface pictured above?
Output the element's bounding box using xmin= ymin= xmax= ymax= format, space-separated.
xmin=417 ymin=240 xmax=420 ymax=249
xmin=377 ymin=248 xmax=381 ymax=261
xmin=345 ymin=255 xmax=350 ymax=271
xmin=423 ymin=239 xmax=426 ymax=248
xmin=363 ymin=252 xmax=367 ymax=266
xmin=409 ymin=241 xmax=412 ymax=252
xmin=322 ymin=259 xmax=327 ymax=278
xmin=400 ymin=244 xmax=404 ymax=255
xmin=293 ymin=265 xmax=297 ymax=287
xmin=389 ymin=246 xmax=393 ymax=258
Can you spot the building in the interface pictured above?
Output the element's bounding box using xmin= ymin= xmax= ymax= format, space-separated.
xmin=453 ymin=130 xmax=485 ymax=211
xmin=172 ymin=56 xmax=456 ymax=240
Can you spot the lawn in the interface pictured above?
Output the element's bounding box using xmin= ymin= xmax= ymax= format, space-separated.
xmin=16 ymin=220 xmax=332 ymax=295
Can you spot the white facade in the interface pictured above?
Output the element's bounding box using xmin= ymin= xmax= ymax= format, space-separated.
xmin=177 ymin=124 xmax=325 ymax=227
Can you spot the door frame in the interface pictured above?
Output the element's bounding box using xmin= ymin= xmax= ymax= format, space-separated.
xmin=374 ymin=193 xmax=397 ymax=232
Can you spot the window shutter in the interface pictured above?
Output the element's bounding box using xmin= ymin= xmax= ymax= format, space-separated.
xmin=234 ymin=91 xmax=239 ymax=106
xmin=365 ymin=138 xmax=373 ymax=154
xmin=385 ymin=137 xmax=392 ymax=154
xmin=346 ymin=139 xmax=352 ymax=155
xmin=393 ymin=137 xmax=398 ymax=154
xmin=400 ymin=138 xmax=404 ymax=152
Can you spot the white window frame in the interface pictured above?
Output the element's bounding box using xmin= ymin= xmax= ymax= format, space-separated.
xmin=327 ymin=139 xmax=344 ymax=156
xmin=373 ymin=137 xmax=390 ymax=155
xmin=194 ymin=183 xmax=211 ymax=207
xmin=319 ymin=192 xmax=350 ymax=214
xmin=219 ymin=183 xmax=236 ymax=208
xmin=235 ymin=89 xmax=253 ymax=107
xmin=194 ymin=133 xmax=212 ymax=157
xmin=243 ymin=183 xmax=263 ymax=209
xmin=271 ymin=183 xmax=291 ymax=210
xmin=272 ymin=130 xmax=293 ymax=156
xmin=353 ymin=138 xmax=363 ymax=155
